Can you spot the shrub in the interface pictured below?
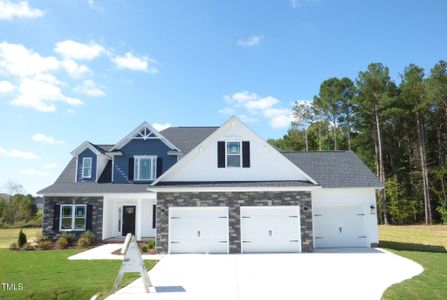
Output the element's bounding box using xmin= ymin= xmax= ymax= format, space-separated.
xmin=148 ymin=241 xmax=155 ymax=249
xmin=55 ymin=237 xmax=69 ymax=249
xmin=436 ymin=205 xmax=447 ymax=224
xmin=23 ymin=242 xmax=35 ymax=250
xmin=38 ymin=240 xmax=53 ymax=250
xmin=60 ymin=232 xmax=74 ymax=245
xmin=141 ymin=245 xmax=148 ymax=252
xmin=9 ymin=242 xmax=18 ymax=250
xmin=18 ymin=229 xmax=27 ymax=247
xmin=77 ymin=230 xmax=95 ymax=248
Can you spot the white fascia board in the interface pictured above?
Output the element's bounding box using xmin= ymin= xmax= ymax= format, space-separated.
xmin=41 ymin=192 xmax=156 ymax=198
xmin=109 ymin=121 xmax=180 ymax=152
xmin=147 ymin=185 xmax=322 ymax=193
xmin=71 ymin=141 xmax=104 ymax=157
xmin=316 ymin=186 xmax=384 ymax=191
xmin=151 ymin=116 xmax=319 ymax=185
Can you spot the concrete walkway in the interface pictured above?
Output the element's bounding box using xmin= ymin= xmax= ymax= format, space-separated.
xmin=105 ymin=248 xmax=423 ymax=300
xmin=68 ymin=243 xmax=163 ymax=260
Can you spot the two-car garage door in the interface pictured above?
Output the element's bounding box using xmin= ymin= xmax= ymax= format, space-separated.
xmin=168 ymin=206 xmax=302 ymax=254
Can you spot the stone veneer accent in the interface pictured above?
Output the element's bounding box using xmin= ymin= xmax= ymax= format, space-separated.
xmin=43 ymin=196 xmax=103 ymax=240
xmin=156 ymin=191 xmax=313 ymax=254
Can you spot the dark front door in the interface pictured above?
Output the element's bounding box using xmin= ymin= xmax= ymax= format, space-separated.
xmin=122 ymin=206 xmax=136 ymax=236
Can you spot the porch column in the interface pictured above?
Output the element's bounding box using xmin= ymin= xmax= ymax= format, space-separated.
xmin=136 ymin=198 xmax=142 ymax=240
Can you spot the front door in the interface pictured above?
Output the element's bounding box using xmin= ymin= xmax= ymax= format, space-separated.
xmin=122 ymin=205 xmax=136 ymax=236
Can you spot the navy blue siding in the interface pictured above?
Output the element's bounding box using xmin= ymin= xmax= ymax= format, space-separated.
xmin=77 ymin=148 xmax=97 ymax=182
xmin=113 ymin=139 xmax=177 ymax=183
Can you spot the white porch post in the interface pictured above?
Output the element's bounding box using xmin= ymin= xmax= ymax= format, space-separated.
xmin=136 ymin=198 xmax=142 ymax=240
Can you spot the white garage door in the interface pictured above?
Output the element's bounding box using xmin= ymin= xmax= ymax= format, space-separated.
xmin=241 ymin=206 xmax=301 ymax=253
xmin=314 ymin=206 xmax=368 ymax=248
xmin=169 ymin=207 xmax=229 ymax=254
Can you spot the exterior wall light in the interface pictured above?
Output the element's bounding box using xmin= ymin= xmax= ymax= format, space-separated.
xmin=370 ymin=205 xmax=376 ymax=215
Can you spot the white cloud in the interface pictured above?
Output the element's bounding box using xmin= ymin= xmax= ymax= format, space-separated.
xmin=220 ymin=91 xmax=293 ymax=129
xmin=54 ymin=40 xmax=104 ymax=61
xmin=20 ymin=169 xmax=49 ymax=176
xmin=12 ymin=75 xmax=84 ymax=112
xmin=32 ymin=133 xmax=64 ymax=144
xmin=87 ymin=0 xmax=104 ymax=11
xmin=152 ymin=122 xmax=172 ymax=131
xmin=0 ymin=146 xmax=39 ymax=159
xmin=61 ymin=59 xmax=91 ymax=78
xmin=290 ymin=0 xmax=321 ymax=8
xmin=111 ymin=52 xmax=152 ymax=72
xmin=0 ymin=80 xmax=15 ymax=93
xmin=67 ymin=108 xmax=75 ymax=114
xmin=74 ymin=79 xmax=105 ymax=97
xmin=236 ymin=35 xmax=263 ymax=47
xmin=0 ymin=0 xmax=43 ymax=20
xmin=43 ymin=163 xmax=58 ymax=169
xmin=0 ymin=42 xmax=59 ymax=77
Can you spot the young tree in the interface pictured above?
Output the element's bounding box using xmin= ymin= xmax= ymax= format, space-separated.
xmin=292 ymin=101 xmax=314 ymax=151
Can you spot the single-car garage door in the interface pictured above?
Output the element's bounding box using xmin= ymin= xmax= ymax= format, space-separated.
xmin=313 ymin=206 xmax=367 ymax=248
xmin=169 ymin=207 xmax=229 ymax=254
xmin=241 ymin=206 xmax=301 ymax=253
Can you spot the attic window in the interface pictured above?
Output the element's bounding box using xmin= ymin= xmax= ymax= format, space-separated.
xmin=81 ymin=157 xmax=92 ymax=178
xmin=226 ymin=142 xmax=241 ymax=167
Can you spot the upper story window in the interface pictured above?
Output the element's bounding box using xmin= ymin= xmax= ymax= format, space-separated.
xmin=226 ymin=141 xmax=241 ymax=167
xmin=60 ymin=204 xmax=86 ymax=231
xmin=82 ymin=157 xmax=92 ymax=178
xmin=134 ymin=156 xmax=157 ymax=181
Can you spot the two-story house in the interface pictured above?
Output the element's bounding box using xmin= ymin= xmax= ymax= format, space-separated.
xmin=39 ymin=117 xmax=382 ymax=254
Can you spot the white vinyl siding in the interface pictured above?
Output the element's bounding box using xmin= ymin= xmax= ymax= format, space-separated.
xmin=81 ymin=157 xmax=92 ymax=178
xmin=60 ymin=204 xmax=87 ymax=231
xmin=134 ymin=156 xmax=157 ymax=181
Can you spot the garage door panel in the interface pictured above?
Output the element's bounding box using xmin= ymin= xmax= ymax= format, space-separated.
xmin=241 ymin=206 xmax=301 ymax=253
xmin=314 ymin=206 xmax=367 ymax=248
xmin=169 ymin=207 xmax=229 ymax=254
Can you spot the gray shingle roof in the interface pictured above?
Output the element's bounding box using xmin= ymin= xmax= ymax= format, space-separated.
xmin=160 ymin=127 xmax=218 ymax=154
xmin=282 ymin=151 xmax=383 ymax=188
xmin=153 ymin=181 xmax=315 ymax=188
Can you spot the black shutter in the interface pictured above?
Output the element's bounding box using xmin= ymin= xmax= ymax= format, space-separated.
xmin=156 ymin=157 xmax=162 ymax=179
xmin=86 ymin=205 xmax=93 ymax=231
xmin=242 ymin=141 xmax=250 ymax=168
xmin=53 ymin=204 xmax=60 ymax=232
xmin=217 ymin=141 xmax=225 ymax=168
xmin=152 ymin=205 xmax=156 ymax=228
xmin=128 ymin=158 xmax=134 ymax=181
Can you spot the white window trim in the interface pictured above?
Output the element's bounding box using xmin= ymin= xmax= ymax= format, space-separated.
xmin=59 ymin=204 xmax=87 ymax=232
xmin=226 ymin=141 xmax=242 ymax=168
xmin=81 ymin=157 xmax=93 ymax=179
xmin=134 ymin=155 xmax=157 ymax=181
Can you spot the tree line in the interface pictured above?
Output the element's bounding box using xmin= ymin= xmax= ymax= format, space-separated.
xmin=268 ymin=61 xmax=447 ymax=225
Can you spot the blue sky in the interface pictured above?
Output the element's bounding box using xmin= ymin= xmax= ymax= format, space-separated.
xmin=0 ymin=0 xmax=446 ymax=195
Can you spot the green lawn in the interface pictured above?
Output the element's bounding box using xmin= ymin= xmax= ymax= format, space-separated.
xmin=0 ymin=249 xmax=157 ymax=299
xmin=380 ymin=225 xmax=447 ymax=300
xmin=0 ymin=228 xmax=42 ymax=248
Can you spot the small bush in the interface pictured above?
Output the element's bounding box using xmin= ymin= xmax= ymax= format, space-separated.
xmin=77 ymin=230 xmax=95 ymax=248
xmin=9 ymin=242 xmax=18 ymax=250
xmin=148 ymin=241 xmax=155 ymax=249
xmin=60 ymin=232 xmax=74 ymax=245
xmin=23 ymin=242 xmax=35 ymax=250
xmin=38 ymin=240 xmax=53 ymax=250
xmin=141 ymin=245 xmax=148 ymax=252
xmin=55 ymin=237 xmax=69 ymax=249
xmin=18 ymin=229 xmax=27 ymax=247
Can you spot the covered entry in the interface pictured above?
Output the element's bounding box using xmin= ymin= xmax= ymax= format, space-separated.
xmin=168 ymin=207 xmax=229 ymax=254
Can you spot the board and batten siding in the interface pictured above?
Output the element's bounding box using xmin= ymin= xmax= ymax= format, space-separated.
xmin=76 ymin=148 xmax=97 ymax=182
xmin=112 ymin=139 xmax=177 ymax=183
xmin=160 ymin=120 xmax=311 ymax=182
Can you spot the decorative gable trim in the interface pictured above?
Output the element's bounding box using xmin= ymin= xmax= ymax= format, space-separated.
xmin=71 ymin=141 xmax=105 ymax=157
xmin=151 ymin=116 xmax=319 ymax=185
xmin=109 ymin=122 xmax=180 ymax=152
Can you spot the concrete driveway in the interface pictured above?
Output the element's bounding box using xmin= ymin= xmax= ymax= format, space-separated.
xmin=106 ymin=248 xmax=422 ymax=300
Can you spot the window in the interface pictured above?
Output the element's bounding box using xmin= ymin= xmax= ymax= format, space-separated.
xmin=226 ymin=141 xmax=241 ymax=167
xmin=60 ymin=205 xmax=86 ymax=231
xmin=82 ymin=157 xmax=92 ymax=178
xmin=134 ymin=156 xmax=157 ymax=181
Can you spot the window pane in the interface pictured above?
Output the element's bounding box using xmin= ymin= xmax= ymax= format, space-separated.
xmin=139 ymin=158 xmax=152 ymax=180
xmin=62 ymin=206 xmax=72 ymax=217
xmin=74 ymin=218 xmax=85 ymax=230
xmin=227 ymin=142 xmax=240 ymax=154
xmin=75 ymin=206 xmax=85 ymax=217
xmin=227 ymin=155 xmax=241 ymax=167
xmin=61 ymin=217 xmax=72 ymax=230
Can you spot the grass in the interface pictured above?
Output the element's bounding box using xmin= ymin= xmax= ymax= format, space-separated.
xmin=380 ymin=225 xmax=447 ymax=300
xmin=0 ymin=228 xmax=42 ymax=248
xmin=0 ymin=248 xmax=157 ymax=300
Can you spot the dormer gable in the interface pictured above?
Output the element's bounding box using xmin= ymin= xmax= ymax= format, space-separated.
xmin=72 ymin=141 xmax=110 ymax=183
